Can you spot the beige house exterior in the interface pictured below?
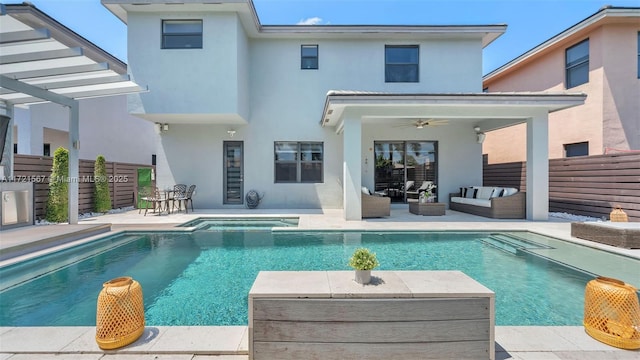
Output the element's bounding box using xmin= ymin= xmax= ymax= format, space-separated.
xmin=482 ymin=6 xmax=640 ymax=164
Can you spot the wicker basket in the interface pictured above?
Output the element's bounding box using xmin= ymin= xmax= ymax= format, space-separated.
xmin=583 ymin=277 xmax=640 ymax=349
xmin=610 ymin=206 xmax=628 ymax=222
xmin=96 ymin=277 xmax=145 ymax=350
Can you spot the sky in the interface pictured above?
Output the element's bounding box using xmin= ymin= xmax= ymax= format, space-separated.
xmin=15 ymin=0 xmax=640 ymax=75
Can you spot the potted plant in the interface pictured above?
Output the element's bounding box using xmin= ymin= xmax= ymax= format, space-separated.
xmin=348 ymin=247 xmax=380 ymax=284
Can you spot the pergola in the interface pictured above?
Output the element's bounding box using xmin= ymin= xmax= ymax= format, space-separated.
xmin=0 ymin=3 xmax=147 ymax=224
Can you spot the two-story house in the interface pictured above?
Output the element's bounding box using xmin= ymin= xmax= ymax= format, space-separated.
xmin=103 ymin=0 xmax=586 ymax=220
xmin=483 ymin=6 xmax=640 ymax=164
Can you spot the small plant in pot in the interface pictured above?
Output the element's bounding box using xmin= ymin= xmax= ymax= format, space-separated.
xmin=348 ymin=247 xmax=380 ymax=285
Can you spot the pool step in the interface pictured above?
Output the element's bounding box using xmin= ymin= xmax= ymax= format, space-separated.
xmin=482 ymin=233 xmax=552 ymax=256
xmin=481 ymin=236 xmax=519 ymax=255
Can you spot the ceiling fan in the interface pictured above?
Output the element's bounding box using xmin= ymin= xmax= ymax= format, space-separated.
xmin=394 ymin=119 xmax=449 ymax=129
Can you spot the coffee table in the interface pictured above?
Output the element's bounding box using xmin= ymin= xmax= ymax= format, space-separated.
xmin=409 ymin=202 xmax=445 ymax=216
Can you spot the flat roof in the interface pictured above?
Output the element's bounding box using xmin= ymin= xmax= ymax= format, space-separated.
xmin=102 ymin=0 xmax=506 ymax=47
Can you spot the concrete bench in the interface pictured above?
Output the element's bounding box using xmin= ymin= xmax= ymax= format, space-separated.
xmin=248 ymin=270 xmax=495 ymax=360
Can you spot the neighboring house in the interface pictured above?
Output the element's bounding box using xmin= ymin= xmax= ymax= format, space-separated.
xmin=1 ymin=3 xmax=155 ymax=166
xmin=102 ymin=0 xmax=586 ymax=220
xmin=482 ymin=6 xmax=640 ymax=164
xmin=13 ymin=95 xmax=155 ymax=165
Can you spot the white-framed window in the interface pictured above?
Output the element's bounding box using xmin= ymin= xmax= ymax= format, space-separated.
xmin=301 ymin=45 xmax=319 ymax=69
xmin=274 ymin=142 xmax=323 ymax=183
xmin=162 ymin=20 xmax=203 ymax=49
xmin=564 ymin=142 xmax=589 ymax=157
xmin=565 ymin=39 xmax=589 ymax=88
xmin=385 ymin=45 xmax=419 ymax=83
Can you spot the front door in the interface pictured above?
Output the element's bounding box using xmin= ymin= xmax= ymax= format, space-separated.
xmin=224 ymin=141 xmax=243 ymax=204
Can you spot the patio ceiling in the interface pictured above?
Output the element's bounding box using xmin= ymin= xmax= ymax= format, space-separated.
xmin=320 ymin=91 xmax=587 ymax=133
xmin=0 ymin=3 xmax=147 ymax=106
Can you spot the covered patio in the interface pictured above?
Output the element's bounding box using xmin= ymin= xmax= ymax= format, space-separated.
xmin=320 ymin=91 xmax=587 ymax=221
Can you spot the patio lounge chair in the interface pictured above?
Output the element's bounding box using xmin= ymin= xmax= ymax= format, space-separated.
xmin=406 ymin=181 xmax=433 ymax=198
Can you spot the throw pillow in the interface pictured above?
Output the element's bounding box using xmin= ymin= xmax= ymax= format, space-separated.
xmin=464 ymin=187 xmax=476 ymax=199
xmin=460 ymin=187 xmax=467 ymax=197
xmin=361 ymin=186 xmax=371 ymax=195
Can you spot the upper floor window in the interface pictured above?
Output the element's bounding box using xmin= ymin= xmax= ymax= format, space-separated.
xmin=385 ymin=45 xmax=419 ymax=83
xmin=162 ymin=20 xmax=203 ymax=49
xmin=301 ymin=45 xmax=319 ymax=70
xmin=565 ymin=39 xmax=589 ymax=88
xmin=274 ymin=142 xmax=323 ymax=183
xmin=564 ymin=141 xmax=589 ymax=157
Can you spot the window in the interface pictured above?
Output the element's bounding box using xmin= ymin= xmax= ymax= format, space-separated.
xmin=162 ymin=20 xmax=203 ymax=49
xmin=385 ymin=45 xmax=419 ymax=82
xmin=274 ymin=142 xmax=323 ymax=183
xmin=565 ymin=39 xmax=589 ymax=88
xmin=13 ymin=143 xmax=17 ymax=154
xmin=301 ymin=45 xmax=318 ymax=69
xmin=43 ymin=143 xmax=50 ymax=157
xmin=564 ymin=142 xmax=589 ymax=157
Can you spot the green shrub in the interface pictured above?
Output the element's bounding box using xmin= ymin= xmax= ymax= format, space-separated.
xmin=94 ymin=155 xmax=111 ymax=213
xmin=348 ymin=248 xmax=380 ymax=270
xmin=46 ymin=147 xmax=69 ymax=222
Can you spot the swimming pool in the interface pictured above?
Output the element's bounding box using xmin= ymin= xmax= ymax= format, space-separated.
xmin=1 ymin=230 xmax=637 ymax=327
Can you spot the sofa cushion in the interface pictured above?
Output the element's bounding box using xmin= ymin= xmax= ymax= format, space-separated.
xmin=451 ymin=197 xmax=491 ymax=208
xmin=476 ymin=187 xmax=494 ymax=200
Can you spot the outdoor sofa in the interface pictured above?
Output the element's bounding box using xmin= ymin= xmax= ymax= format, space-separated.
xmin=449 ymin=186 xmax=525 ymax=219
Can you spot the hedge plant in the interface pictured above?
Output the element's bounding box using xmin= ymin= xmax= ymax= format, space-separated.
xmin=45 ymin=147 xmax=69 ymax=222
xmin=94 ymin=155 xmax=111 ymax=213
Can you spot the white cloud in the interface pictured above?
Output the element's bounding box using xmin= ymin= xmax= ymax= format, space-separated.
xmin=297 ymin=17 xmax=324 ymax=25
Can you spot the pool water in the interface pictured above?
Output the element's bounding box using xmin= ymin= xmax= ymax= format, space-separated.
xmin=0 ymin=230 xmax=619 ymax=327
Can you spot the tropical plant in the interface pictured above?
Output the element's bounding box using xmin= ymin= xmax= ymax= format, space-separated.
xmin=46 ymin=147 xmax=69 ymax=222
xmin=348 ymin=248 xmax=380 ymax=271
xmin=94 ymin=155 xmax=111 ymax=212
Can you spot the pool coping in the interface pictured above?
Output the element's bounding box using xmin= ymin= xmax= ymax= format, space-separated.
xmin=1 ymin=325 xmax=638 ymax=358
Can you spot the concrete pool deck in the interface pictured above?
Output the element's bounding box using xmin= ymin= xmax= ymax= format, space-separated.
xmin=1 ymin=206 xmax=639 ymax=359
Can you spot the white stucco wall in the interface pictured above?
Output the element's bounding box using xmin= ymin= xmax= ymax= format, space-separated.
xmin=127 ymin=12 xmax=246 ymax=118
xmin=16 ymin=95 xmax=155 ymax=164
xmin=127 ymin=12 xmax=486 ymax=209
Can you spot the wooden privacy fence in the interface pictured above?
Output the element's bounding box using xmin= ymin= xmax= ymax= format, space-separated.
xmin=13 ymin=154 xmax=154 ymax=219
xmin=483 ymin=153 xmax=640 ymax=221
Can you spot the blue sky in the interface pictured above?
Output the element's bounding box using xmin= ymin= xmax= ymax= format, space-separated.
xmin=17 ymin=0 xmax=640 ymax=74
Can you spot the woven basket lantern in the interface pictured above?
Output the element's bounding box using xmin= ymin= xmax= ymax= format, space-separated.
xmin=583 ymin=277 xmax=640 ymax=349
xmin=96 ymin=277 xmax=145 ymax=350
xmin=610 ymin=206 xmax=628 ymax=222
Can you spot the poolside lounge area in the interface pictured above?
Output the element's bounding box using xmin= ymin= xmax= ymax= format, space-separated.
xmin=1 ymin=206 xmax=639 ymax=359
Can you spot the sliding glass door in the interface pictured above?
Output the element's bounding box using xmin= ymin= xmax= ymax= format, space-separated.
xmin=374 ymin=141 xmax=438 ymax=202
